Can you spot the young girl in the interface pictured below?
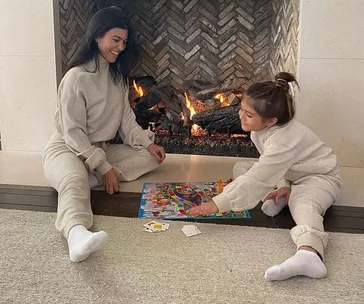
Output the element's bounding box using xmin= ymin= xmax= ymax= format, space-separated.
xmin=43 ymin=7 xmax=166 ymax=263
xmin=188 ymin=72 xmax=341 ymax=281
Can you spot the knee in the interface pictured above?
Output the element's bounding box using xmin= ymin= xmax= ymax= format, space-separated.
xmin=117 ymin=153 xmax=159 ymax=182
xmin=289 ymin=195 xmax=325 ymax=214
xmin=57 ymin=171 xmax=89 ymax=194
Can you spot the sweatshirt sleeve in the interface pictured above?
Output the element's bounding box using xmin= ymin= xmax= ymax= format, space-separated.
xmin=212 ymin=141 xmax=294 ymax=213
xmin=118 ymin=87 xmax=154 ymax=149
xmin=277 ymin=178 xmax=291 ymax=189
xmin=58 ymin=79 xmax=112 ymax=175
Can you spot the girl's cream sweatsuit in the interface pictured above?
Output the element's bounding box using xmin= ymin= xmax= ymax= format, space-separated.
xmin=43 ymin=56 xmax=159 ymax=238
xmin=213 ymin=119 xmax=342 ymax=258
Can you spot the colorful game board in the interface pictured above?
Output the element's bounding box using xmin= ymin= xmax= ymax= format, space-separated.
xmin=137 ymin=181 xmax=251 ymax=219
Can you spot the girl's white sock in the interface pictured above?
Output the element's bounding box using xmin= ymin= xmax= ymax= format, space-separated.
xmin=261 ymin=196 xmax=287 ymax=217
xmin=67 ymin=225 xmax=108 ymax=263
xmin=264 ymin=250 xmax=327 ymax=281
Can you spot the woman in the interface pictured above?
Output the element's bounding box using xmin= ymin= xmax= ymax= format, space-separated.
xmin=43 ymin=6 xmax=165 ymax=262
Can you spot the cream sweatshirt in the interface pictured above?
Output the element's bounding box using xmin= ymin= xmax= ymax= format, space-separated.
xmin=53 ymin=55 xmax=154 ymax=175
xmin=213 ymin=119 xmax=340 ymax=213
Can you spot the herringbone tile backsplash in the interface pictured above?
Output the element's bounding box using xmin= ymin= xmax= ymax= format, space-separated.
xmin=58 ymin=0 xmax=299 ymax=91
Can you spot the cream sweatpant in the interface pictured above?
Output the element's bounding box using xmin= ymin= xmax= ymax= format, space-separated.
xmin=233 ymin=161 xmax=341 ymax=259
xmin=43 ymin=132 xmax=159 ymax=239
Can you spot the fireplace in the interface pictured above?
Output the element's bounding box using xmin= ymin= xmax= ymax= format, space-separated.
xmin=55 ymin=0 xmax=300 ymax=157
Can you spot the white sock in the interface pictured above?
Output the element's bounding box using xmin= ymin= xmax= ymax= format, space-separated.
xmin=89 ymin=174 xmax=99 ymax=189
xmin=261 ymin=196 xmax=287 ymax=217
xmin=264 ymin=250 xmax=327 ymax=281
xmin=67 ymin=225 xmax=108 ymax=263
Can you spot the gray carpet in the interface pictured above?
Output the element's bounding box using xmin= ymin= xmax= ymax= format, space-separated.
xmin=1 ymin=209 xmax=363 ymax=304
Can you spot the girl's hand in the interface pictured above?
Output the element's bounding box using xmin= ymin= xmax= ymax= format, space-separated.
xmin=187 ymin=201 xmax=219 ymax=216
xmin=265 ymin=187 xmax=291 ymax=205
xmin=147 ymin=143 xmax=166 ymax=164
xmin=102 ymin=168 xmax=120 ymax=195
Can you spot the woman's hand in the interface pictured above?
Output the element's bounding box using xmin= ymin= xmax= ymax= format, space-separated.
xmin=102 ymin=168 xmax=120 ymax=195
xmin=147 ymin=143 xmax=166 ymax=164
xmin=265 ymin=187 xmax=291 ymax=205
xmin=186 ymin=201 xmax=219 ymax=217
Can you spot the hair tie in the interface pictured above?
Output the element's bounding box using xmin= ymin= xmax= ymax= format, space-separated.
xmin=275 ymin=78 xmax=289 ymax=91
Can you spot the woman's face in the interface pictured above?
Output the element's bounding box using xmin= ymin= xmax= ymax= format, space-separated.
xmin=96 ymin=27 xmax=128 ymax=63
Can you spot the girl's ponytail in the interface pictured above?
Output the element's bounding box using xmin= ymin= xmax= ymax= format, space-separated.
xmin=274 ymin=72 xmax=299 ymax=93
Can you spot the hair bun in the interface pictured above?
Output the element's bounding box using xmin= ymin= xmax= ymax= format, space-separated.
xmin=275 ymin=78 xmax=289 ymax=92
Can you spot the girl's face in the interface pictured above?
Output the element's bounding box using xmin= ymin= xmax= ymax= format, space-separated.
xmin=239 ymin=97 xmax=277 ymax=132
xmin=96 ymin=28 xmax=128 ymax=63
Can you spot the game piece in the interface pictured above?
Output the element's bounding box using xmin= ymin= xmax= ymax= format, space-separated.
xmin=181 ymin=225 xmax=201 ymax=237
xmin=137 ymin=182 xmax=251 ymax=220
xmin=216 ymin=177 xmax=224 ymax=192
xmin=226 ymin=178 xmax=233 ymax=184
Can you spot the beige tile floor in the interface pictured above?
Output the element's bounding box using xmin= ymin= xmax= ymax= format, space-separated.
xmin=0 ymin=151 xmax=363 ymax=207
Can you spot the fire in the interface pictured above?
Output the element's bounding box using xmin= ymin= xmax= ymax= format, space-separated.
xmin=133 ymin=80 xmax=144 ymax=97
xmin=184 ymin=92 xmax=203 ymax=136
xmin=150 ymin=105 xmax=158 ymax=111
xmin=184 ymin=92 xmax=196 ymax=119
xmin=214 ymin=93 xmax=228 ymax=107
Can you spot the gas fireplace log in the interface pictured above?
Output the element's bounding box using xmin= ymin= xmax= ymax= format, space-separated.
xmin=159 ymin=118 xmax=189 ymax=135
xmin=170 ymin=123 xmax=189 ymax=134
xmin=134 ymin=109 xmax=161 ymax=130
xmin=230 ymin=96 xmax=241 ymax=106
xmin=192 ymin=104 xmax=242 ymax=131
xmin=206 ymin=115 xmax=241 ymax=132
xmin=147 ymin=109 xmax=162 ymax=122
xmin=159 ymin=85 xmax=175 ymax=99
xmin=165 ymin=108 xmax=182 ymax=124
xmin=149 ymin=85 xmax=182 ymax=115
xmin=134 ymin=93 xmax=160 ymax=111
xmin=203 ymin=98 xmax=221 ymax=109
xmin=193 ymin=77 xmax=248 ymax=100
xmin=227 ymin=93 xmax=239 ymax=105
xmin=130 ymin=76 xmax=156 ymax=89
xmin=183 ymin=79 xmax=215 ymax=95
xmin=176 ymin=93 xmax=191 ymax=126
xmin=191 ymin=109 xmax=215 ymax=127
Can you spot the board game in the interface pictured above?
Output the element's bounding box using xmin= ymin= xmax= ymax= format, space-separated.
xmin=137 ymin=181 xmax=251 ymax=220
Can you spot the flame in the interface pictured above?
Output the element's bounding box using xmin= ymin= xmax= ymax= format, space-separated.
xmin=215 ymin=93 xmax=224 ymax=103
xmin=183 ymin=92 xmax=206 ymax=136
xmin=184 ymin=92 xmax=196 ymax=119
xmin=214 ymin=93 xmax=228 ymax=106
xmin=133 ymin=80 xmax=144 ymax=97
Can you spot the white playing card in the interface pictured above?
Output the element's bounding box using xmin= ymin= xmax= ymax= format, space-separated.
xmin=143 ymin=227 xmax=154 ymax=233
xmin=181 ymin=225 xmax=201 ymax=237
xmin=143 ymin=221 xmax=170 ymax=232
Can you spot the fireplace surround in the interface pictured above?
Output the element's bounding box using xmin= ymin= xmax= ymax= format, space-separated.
xmin=55 ymin=0 xmax=300 ymax=157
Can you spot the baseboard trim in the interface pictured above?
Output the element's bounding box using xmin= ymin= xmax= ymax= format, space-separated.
xmin=1 ymin=184 xmax=363 ymax=233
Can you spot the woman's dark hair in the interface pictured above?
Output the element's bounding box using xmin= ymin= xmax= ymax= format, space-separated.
xmin=246 ymin=72 xmax=299 ymax=125
xmin=68 ymin=6 xmax=140 ymax=85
